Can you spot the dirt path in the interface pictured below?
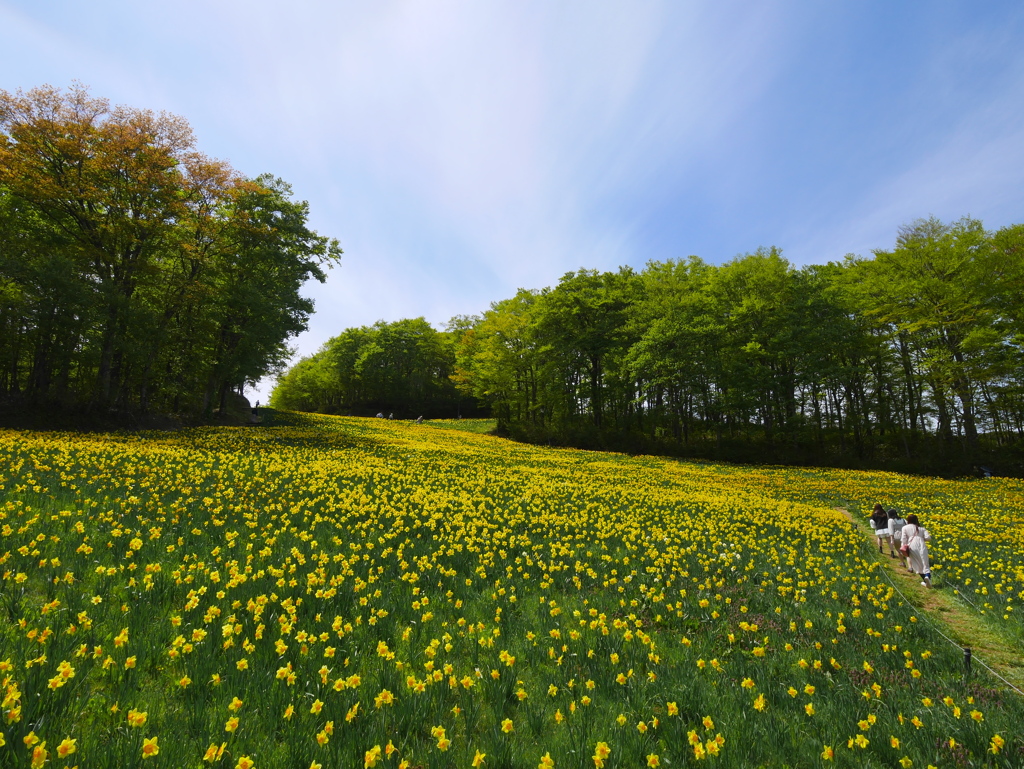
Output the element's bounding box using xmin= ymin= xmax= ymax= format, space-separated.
xmin=836 ymin=507 xmax=1024 ymax=693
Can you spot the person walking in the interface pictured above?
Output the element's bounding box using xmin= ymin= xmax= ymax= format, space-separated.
xmin=887 ymin=508 xmax=907 ymax=564
xmin=901 ymin=514 xmax=932 ymax=588
xmin=869 ymin=504 xmax=890 ymax=554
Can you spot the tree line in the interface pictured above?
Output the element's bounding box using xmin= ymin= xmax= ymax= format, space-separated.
xmin=270 ymin=317 xmax=479 ymax=418
xmin=276 ymin=216 xmax=1024 ymax=474
xmin=0 ymin=84 xmax=341 ymax=420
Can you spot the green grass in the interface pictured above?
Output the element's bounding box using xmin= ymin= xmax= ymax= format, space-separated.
xmin=420 ymin=417 xmax=497 ymax=434
xmin=849 ymin=514 xmax=1024 ymax=692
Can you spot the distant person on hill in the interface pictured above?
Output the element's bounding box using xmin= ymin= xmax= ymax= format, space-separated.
xmin=901 ymin=513 xmax=932 ymax=588
xmin=869 ymin=504 xmax=890 ymax=554
xmin=887 ymin=508 xmax=907 ymax=563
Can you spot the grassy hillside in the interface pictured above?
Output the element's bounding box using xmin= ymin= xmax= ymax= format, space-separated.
xmin=1 ymin=411 xmax=1021 ymax=768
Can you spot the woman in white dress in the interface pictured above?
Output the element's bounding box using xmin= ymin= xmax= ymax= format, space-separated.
xmin=901 ymin=513 xmax=931 ymax=588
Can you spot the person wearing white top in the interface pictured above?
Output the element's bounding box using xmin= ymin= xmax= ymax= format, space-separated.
xmin=901 ymin=513 xmax=931 ymax=588
xmin=887 ymin=509 xmax=907 ymax=565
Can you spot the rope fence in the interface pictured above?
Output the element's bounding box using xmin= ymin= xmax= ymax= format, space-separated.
xmin=871 ymin=548 xmax=1024 ymax=697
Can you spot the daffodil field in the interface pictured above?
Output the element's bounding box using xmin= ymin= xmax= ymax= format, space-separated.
xmin=1 ymin=414 xmax=1022 ymax=769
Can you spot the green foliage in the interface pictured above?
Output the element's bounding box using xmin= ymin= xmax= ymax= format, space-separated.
xmin=0 ymin=84 xmax=341 ymax=417
xmin=452 ymin=290 xmax=544 ymax=425
xmin=859 ymin=217 xmax=1009 ymax=447
xmin=449 ymin=221 xmax=1024 ymax=473
xmin=271 ymin=318 xmax=475 ymax=418
xmin=422 ymin=418 xmax=497 ymax=434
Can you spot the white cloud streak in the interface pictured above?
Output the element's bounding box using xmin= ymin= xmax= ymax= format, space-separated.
xmin=3 ymin=0 xmax=1023 ymax=403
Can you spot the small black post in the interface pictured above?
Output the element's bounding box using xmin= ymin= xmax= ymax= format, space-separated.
xmin=963 ymin=647 xmax=972 ymax=677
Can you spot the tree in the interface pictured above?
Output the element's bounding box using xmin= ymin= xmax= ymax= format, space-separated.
xmin=866 ymin=217 xmax=1001 ymax=448
xmin=273 ymin=214 xmax=1024 ymax=472
xmin=198 ymin=175 xmax=341 ymax=415
xmin=535 ymin=268 xmax=639 ymax=429
xmin=0 ymin=84 xmax=231 ymax=407
xmin=272 ymin=318 xmax=463 ymax=417
xmin=0 ymin=84 xmax=340 ymax=417
xmin=452 ymin=291 xmax=542 ymax=425
xmin=627 ymin=256 xmax=723 ymax=443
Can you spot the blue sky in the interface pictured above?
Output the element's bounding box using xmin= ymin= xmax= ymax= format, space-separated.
xmin=3 ymin=1 xmax=1024 ymax=402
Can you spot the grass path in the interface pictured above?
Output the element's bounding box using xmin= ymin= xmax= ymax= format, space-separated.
xmin=837 ymin=507 xmax=1024 ymax=694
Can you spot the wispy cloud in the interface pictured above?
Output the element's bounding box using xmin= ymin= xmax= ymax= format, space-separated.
xmin=781 ymin=7 xmax=1024 ymax=265
xmin=2 ymin=0 xmax=1023 ymax=400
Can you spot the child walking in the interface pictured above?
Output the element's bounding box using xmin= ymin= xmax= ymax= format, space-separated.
xmin=887 ymin=508 xmax=908 ymax=567
xmin=870 ymin=504 xmax=890 ymax=554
